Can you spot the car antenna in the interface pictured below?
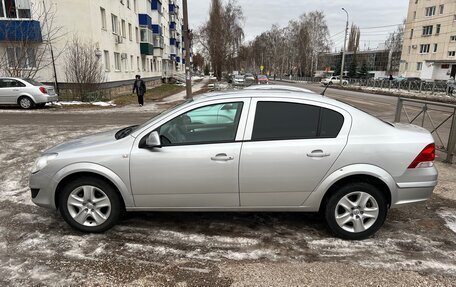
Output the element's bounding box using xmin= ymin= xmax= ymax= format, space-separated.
xmin=320 ymin=82 xmax=332 ymax=96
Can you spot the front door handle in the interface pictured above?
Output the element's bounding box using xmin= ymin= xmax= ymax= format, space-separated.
xmin=307 ymin=149 xmax=331 ymax=158
xmin=211 ymin=153 xmax=234 ymax=161
xmin=13 ymin=89 xmax=19 ymax=91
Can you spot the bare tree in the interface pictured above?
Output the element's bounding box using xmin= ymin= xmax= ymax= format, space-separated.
xmin=385 ymin=20 xmax=404 ymax=73
xmin=0 ymin=1 xmax=65 ymax=79
xmin=347 ymin=24 xmax=360 ymax=52
xmin=64 ymin=37 xmax=105 ymax=99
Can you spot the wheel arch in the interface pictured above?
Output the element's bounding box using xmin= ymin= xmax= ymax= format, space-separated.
xmin=303 ymin=164 xmax=396 ymax=212
xmin=52 ymin=163 xmax=135 ymax=210
xmin=17 ymin=94 xmax=36 ymax=105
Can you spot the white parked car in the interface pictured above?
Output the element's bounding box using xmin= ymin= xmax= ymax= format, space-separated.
xmin=321 ymin=76 xmax=348 ymax=86
xmin=0 ymin=77 xmax=58 ymax=109
xmin=233 ymin=75 xmax=245 ymax=85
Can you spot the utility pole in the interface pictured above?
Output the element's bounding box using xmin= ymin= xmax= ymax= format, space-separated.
xmin=183 ymin=0 xmax=192 ymax=98
xmin=340 ymin=8 xmax=349 ymax=86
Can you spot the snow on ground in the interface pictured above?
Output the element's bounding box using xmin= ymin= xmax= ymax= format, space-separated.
xmin=438 ymin=209 xmax=456 ymax=234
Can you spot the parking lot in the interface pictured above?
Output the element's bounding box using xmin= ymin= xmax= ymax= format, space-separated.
xmin=1 ymin=93 xmax=456 ymax=286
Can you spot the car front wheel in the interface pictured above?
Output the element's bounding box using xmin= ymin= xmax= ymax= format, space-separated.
xmin=59 ymin=177 xmax=122 ymax=233
xmin=325 ymin=182 xmax=387 ymax=240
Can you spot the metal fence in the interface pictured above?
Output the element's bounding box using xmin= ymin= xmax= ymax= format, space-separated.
xmin=284 ymin=77 xmax=455 ymax=96
xmin=394 ymin=97 xmax=456 ymax=163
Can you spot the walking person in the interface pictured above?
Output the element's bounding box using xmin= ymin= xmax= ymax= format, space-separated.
xmin=133 ymin=75 xmax=146 ymax=106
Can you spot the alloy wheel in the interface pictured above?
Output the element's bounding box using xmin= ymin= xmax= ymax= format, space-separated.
xmin=334 ymin=191 xmax=379 ymax=233
xmin=67 ymin=185 xmax=112 ymax=227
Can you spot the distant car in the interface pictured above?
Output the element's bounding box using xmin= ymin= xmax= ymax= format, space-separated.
xmin=395 ymin=76 xmax=423 ymax=82
xmin=244 ymin=73 xmax=255 ymax=81
xmin=257 ymin=75 xmax=269 ymax=84
xmin=321 ymin=76 xmax=348 ymax=86
xmin=0 ymin=77 xmax=58 ymax=109
xmin=233 ymin=75 xmax=245 ymax=85
xmin=245 ymin=84 xmax=314 ymax=93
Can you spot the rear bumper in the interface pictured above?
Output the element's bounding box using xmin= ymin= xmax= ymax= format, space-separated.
xmin=391 ymin=167 xmax=438 ymax=208
xmin=34 ymin=94 xmax=58 ymax=104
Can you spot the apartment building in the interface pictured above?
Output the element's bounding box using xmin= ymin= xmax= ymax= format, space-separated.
xmin=400 ymin=0 xmax=456 ymax=80
xmin=0 ymin=0 xmax=187 ymax=86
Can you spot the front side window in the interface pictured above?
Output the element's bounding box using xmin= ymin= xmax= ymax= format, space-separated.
xmin=0 ymin=79 xmax=25 ymax=87
xmin=251 ymin=101 xmax=344 ymax=141
xmin=157 ymin=102 xmax=244 ymax=145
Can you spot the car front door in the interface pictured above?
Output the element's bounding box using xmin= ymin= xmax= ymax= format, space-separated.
xmin=129 ymin=99 xmax=250 ymax=208
xmin=239 ymin=98 xmax=351 ymax=207
xmin=0 ymin=79 xmax=23 ymax=104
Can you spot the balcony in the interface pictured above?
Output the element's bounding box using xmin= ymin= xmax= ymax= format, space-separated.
xmin=0 ymin=20 xmax=42 ymax=42
xmin=169 ymin=3 xmax=176 ymax=14
xmin=138 ymin=14 xmax=152 ymax=29
xmin=151 ymin=0 xmax=162 ymax=12
xmin=170 ymin=38 xmax=176 ymax=46
xmin=140 ymin=43 xmax=153 ymax=55
xmin=170 ymin=46 xmax=177 ymax=55
xmin=152 ymin=24 xmax=162 ymax=35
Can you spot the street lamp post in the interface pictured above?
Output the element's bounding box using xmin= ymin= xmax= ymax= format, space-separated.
xmin=183 ymin=0 xmax=192 ymax=98
xmin=340 ymin=8 xmax=349 ymax=86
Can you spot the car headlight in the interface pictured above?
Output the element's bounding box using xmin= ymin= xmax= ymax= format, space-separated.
xmin=31 ymin=153 xmax=58 ymax=174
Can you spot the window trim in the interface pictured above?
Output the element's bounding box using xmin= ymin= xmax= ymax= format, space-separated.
xmin=243 ymin=98 xmax=350 ymax=142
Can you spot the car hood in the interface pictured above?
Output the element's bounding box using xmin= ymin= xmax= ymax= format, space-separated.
xmin=45 ymin=129 xmax=119 ymax=154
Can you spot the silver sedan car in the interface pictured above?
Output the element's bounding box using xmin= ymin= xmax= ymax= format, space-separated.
xmin=30 ymin=90 xmax=438 ymax=239
xmin=0 ymin=77 xmax=58 ymax=109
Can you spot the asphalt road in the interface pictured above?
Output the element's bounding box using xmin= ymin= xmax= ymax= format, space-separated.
xmin=0 ymin=87 xmax=456 ymax=286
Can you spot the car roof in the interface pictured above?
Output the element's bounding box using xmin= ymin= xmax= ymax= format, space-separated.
xmin=244 ymin=84 xmax=314 ymax=93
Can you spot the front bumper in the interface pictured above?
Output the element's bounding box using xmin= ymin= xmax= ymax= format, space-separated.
xmin=29 ymin=171 xmax=57 ymax=210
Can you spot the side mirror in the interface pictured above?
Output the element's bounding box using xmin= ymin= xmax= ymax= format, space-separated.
xmin=145 ymin=131 xmax=161 ymax=148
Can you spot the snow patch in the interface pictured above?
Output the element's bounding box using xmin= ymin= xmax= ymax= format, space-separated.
xmin=437 ymin=209 xmax=456 ymax=234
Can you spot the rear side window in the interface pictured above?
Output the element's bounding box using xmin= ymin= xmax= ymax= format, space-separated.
xmin=251 ymin=101 xmax=344 ymax=141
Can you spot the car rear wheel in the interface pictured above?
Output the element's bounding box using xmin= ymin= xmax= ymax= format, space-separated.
xmin=59 ymin=177 xmax=122 ymax=233
xmin=18 ymin=96 xmax=34 ymax=109
xmin=325 ymin=182 xmax=387 ymax=240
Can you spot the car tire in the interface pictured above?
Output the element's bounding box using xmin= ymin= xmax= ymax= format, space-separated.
xmin=324 ymin=182 xmax=387 ymax=240
xmin=58 ymin=177 xmax=123 ymax=233
xmin=342 ymin=81 xmax=348 ymax=86
xmin=329 ymin=81 xmax=333 ymax=85
xmin=18 ymin=96 xmax=35 ymax=109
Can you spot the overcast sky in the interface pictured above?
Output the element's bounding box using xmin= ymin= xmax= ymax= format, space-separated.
xmin=188 ymin=0 xmax=409 ymax=51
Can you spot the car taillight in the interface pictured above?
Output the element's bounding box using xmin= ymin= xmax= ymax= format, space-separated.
xmin=408 ymin=143 xmax=435 ymax=168
xmin=39 ymin=87 xmax=48 ymax=94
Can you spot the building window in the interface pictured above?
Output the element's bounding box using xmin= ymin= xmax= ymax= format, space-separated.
xmin=133 ymin=0 xmax=137 ymax=12
xmin=128 ymin=23 xmax=132 ymax=41
xmin=121 ymin=19 xmax=126 ymax=38
xmin=100 ymin=7 xmax=107 ymax=30
xmin=436 ymin=24 xmax=441 ymax=34
xmin=1 ymin=0 xmax=32 ymax=19
xmin=408 ymin=46 xmax=411 ymax=54
xmin=6 ymin=47 xmax=36 ymax=68
xmin=114 ymin=52 xmax=121 ymax=71
xmin=439 ymin=5 xmax=444 ymax=14
xmin=405 ymin=62 xmax=408 ymax=70
xmin=104 ymin=50 xmax=110 ymax=71
xmin=449 ymin=51 xmax=456 ymax=57
xmin=135 ymin=27 xmax=139 ymax=43
xmin=454 ymin=15 xmax=456 ymax=21
xmin=425 ymin=6 xmax=436 ymax=17
xmin=422 ymin=25 xmax=433 ymax=36
xmin=127 ymin=0 xmax=130 ymax=9
xmin=130 ymin=55 xmax=134 ymax=71
xmin=415 ymin=0 xmax=418 ymax=3
xmin=433 ymin=44 xmax=438 ymax=53
xmin=420 ymin=44 xmax=430 ymax=54
xmin=122 ymin=53 xmax=128 ymax=71
xmin=413 ymin=11 xmax=416 ymax=19
xmin=120 ymin=0 xmax=124 ymax=4
xmin=410 ymin=29 xmax=414 ymax=39
xmin=111 ymin=14 xmax=119 ymax=34
xmin=451 ymin=35 xmax=456 ymax=42
xmin=137 ymin=56 xmax=140 ymax=71
xmin=416 ymin=62 xmax=422 ymax=70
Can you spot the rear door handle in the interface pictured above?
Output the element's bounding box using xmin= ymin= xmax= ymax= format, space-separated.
xmin=307 ymin=149 xmax=331 ymax=158
xmin=13 ymin=89 xmax=19 ymax=91
xmin=211 ymin=153 xmax=234 ymax=161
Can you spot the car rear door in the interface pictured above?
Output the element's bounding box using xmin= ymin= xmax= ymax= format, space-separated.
xmin=239 ymin=98 xmax=351 ymax=206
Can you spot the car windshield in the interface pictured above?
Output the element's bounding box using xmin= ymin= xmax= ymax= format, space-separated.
xmin=23 ymin=78 xmax=44 ymax=86
xmin=117 ymin=99 xmax=193 ymax=140
xmin=235 ymin=75 xmax=244 ymax=79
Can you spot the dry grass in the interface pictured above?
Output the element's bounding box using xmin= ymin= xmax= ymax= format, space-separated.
xmin=113 ymin=84 xmax=185 ymax=106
